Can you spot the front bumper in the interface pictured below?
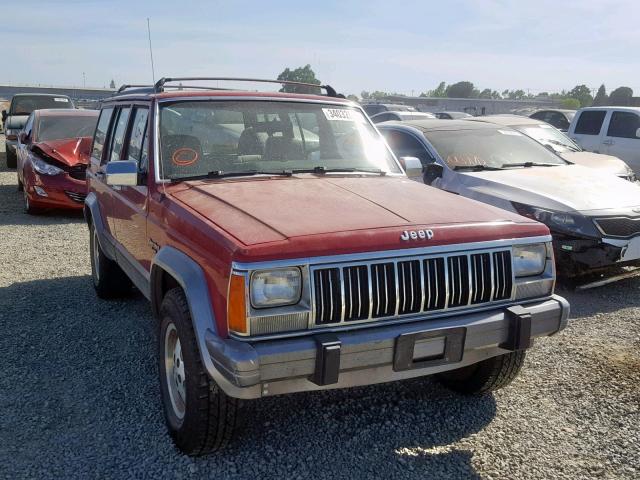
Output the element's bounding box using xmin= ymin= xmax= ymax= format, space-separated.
xmin=205 ymin=295 xmax=569 ymax=399
xmin=24 ymin=166 xmax=86 ymax=210
xmin=553 ymin=235 xmax=640 ymax=276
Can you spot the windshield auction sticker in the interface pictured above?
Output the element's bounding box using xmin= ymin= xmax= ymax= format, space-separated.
xmin=323 ymin=108 xmax=365 ymax=123
xmin=498 ymin=129 xmax=523 ymax=136
xmin=54 ymin=98 xmax=70 ymax=102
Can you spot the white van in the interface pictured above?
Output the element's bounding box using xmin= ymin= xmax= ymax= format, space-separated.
xmin=568 ymin=107 xmax=640 ymax=173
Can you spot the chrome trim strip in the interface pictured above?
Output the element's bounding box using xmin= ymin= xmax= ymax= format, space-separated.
xmin=339 ymin=267 xmax=346 ymax=322
xmin=231 ymin=236 xmax=550 ymax=271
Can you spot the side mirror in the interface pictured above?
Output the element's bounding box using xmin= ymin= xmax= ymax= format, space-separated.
xmin=105 ymin=160 xmax=138 ymax=186
xmin=424 ymin=163 xmax=444 ymax=185
xmin=1 ymin=110 xmax=6 ymax=122
xmin=399 ymin=156 xmax=423 ymax=179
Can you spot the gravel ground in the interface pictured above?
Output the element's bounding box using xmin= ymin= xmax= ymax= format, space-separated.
xmin=0 ymin=134 xmax=638 ymax=479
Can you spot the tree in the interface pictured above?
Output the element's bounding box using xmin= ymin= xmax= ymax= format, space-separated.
xmin=593 ymin=84 xmax=608 ymax=106
xmin=346 ymin=94 xmax=359 ymax=102
xmin=277 ymin=64 xmax=321 ymax=94
xmin=361 ymin=91 xmax=370 ymax=100
xmin=109 ymin=79 xmax=116 ymax=89
xmin=446 ymin=81 xmax=475 ymax=98
xmin=609 ymin=86 xmax=633 ymax=106
xmin=561 ymin=98 xmax=581 ymax=110
xmin=478 ymin=88 xmax=493 ymax=99
xmin=431 ymin=81 xmax=447 ymax=97
xmin=568 ymin=84 xmax=593 ymax=107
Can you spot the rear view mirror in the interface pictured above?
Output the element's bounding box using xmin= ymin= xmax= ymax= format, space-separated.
xmin=400 ymin=156 xmax=423 ymax=179
xmin=105 ymin=160 xmax=138 ymax=186
xmin=424 ymin=163 xmax=444 ymax=185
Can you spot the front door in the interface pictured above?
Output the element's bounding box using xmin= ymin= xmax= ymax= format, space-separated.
xmin=602 ymin=110 xmax=640 ymax=173
xmin=570 ymin=109 xmax=608 ymax=153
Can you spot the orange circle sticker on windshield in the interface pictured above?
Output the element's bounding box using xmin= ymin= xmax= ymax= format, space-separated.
xmin=172 ymin=148 xmax=199 ymax=166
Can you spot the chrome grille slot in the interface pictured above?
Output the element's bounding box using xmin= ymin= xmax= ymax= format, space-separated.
xmin=492 ymin=251 xmax=513 ymax=301
xmin=312 ymin=249 xmax=514 ymax=326
xmin=397 ymin=260 xmax=422 ymax=315
xmin=313 ymin=268 xmax=341 ymax=324
xmin=343 ymin=266 xmax=370 ymax=321
xmin=371 ymin=262 xmax=396 ymax=318
xmin=447 ymin=255 xmax=470 ymax=308
xmin=423 ymin=257 xmax=446 ymax=311
xmin=470 ymin=253 xmax=492 ymax=304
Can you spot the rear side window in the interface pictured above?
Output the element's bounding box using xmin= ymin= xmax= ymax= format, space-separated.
xmin=91 ymin=108 xmax=114 ymax=162
xmin=607 ymin=112 xmax=640 ymax=139
xmin=108 ymin=107 xmax=132 ymax=162
xmin=574 ymin=111 xmax=606 ymax=135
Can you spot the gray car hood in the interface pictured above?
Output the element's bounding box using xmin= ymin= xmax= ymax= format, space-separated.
xmin=458 ymin=164 xmax=640 ymax=214
xmin=560 ymin=151 xmax=630 ymax=177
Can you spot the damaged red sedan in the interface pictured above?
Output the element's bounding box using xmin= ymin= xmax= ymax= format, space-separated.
xmin=16 ymin=109 xmax=99 ymax=213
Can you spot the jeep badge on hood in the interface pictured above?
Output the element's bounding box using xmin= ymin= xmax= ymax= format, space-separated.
xmin=400 ymin=229 xmax=434 ymax=241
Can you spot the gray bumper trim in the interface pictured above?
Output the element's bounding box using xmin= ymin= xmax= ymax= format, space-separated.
xmin=206 ymin=295 xmax=569 ymax=399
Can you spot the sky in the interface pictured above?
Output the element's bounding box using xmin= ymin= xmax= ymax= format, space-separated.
xmin=4 ymin=0 xmax=640 ymax=96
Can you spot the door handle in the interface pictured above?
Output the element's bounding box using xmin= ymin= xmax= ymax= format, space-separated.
xmin=603 ymin=139 xmax=614 ymax=146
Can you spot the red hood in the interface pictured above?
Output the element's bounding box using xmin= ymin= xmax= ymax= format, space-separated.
xmin=32 ymin=137 xmax=92 ymax=167
xmin=171 ymin=176 xmax=549 ymax=261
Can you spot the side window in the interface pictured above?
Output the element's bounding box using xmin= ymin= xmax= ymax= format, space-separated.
xmin=23 ymin=114 xmax=35 ymax=140
xmin=372 ymin=113 xmax=392 ymax=124
xmin=107 ymin=107 xmax=132 ymax=162
xmin=126 ymin=107 xmax=149 ymax=162
xmin=574 ymin=110 xmax=606 ymax=135
xmin=382 ymin=130 xmax=433 ymax=165
xmin=91 ymin=107 xmax=114 ymax=162
xmin=607 ymin=112 xmax=640 ymax=139
xmin=530 ymin=111 xmax=546 ymax=121
xmin=551 ymin=113 xmax=570 ymax=130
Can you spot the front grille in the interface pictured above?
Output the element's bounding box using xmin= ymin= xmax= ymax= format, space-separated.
xmin=312 ymin=249 xmax=513 ymax=326
xmin=595 ymin=217 xmax=640 ymax=238
xmin=64 ymin=190 xmax=86 ymax=203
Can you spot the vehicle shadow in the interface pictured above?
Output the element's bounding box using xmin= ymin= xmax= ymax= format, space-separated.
xmin=556 ymin=274 xmax=640 ymax=316
xmin=0 ymin=183 xmax=85 ymax=226
xmin=1 ymin=275 xmax=492 ymax=479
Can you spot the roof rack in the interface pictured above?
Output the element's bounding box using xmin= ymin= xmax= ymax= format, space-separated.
xmin=117 ymin=84 xmax=155 ymax=93
xmin=153 ymin=77 xmax=342 ymax=97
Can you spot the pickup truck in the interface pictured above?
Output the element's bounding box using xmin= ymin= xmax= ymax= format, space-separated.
xmin=84 ymin=77 xmax=569 ymax=456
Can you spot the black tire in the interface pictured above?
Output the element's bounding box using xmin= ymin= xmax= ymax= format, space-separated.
xmin=437 ymin=351 xmax=526 ymax=395
xmin=158 ymin=287 xmax=242 ymax=456
xmin=6 ymin=148 xmax=17 ymax=168
xmin=89 ymin=223 xmax=132 ymax=298
xmin=17 ymin=179 xmax=23 ymax=192
xmin=23 ymin=188 xmax=42 ymax=215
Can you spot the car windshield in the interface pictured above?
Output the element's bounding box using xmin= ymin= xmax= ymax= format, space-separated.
xmin=37 ymin=116 xmax=98 ymax=142
xmin=10 ymin=96 xmax=72 ymax=115
xmin=425 ymin=127 xmax=567 ymax=169
xmin=515 ymin=125 xmax=580 ymax=153
xmin=159 ymin=100 xmax=401 ymax=180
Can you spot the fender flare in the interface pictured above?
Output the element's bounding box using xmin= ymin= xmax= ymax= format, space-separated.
xmin=151 ymin=246 xmax=260 ymax=398
xmin=84 ymin=192 xmax=116 ymax=260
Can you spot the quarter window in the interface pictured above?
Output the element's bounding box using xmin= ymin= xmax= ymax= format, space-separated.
xmin=91 ymin=108 xmax=114 ymax=162
xmin=574 ymin=110 xmax=606 ymax=135
xmin=108 ymin=107 xmax=132 ymax=163
xmin=607 ymin=112 xmax=640 ymax=139
xmin=127 ymin=108 xmax=149 ymax=162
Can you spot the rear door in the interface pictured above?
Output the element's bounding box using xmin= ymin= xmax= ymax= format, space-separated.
xmin=602 ymin=110 xmax=640 ymax=173
xmin=111 ymin=105 xmax=152 ymax=271
xmin=569 ymin=109 xmax=608 ymax=152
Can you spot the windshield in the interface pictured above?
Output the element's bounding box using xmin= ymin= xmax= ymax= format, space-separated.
xmin=10 ymin=96 xmax=73 ymax=115
xmin=159 ymin=101 xmax=400 ymax=180
xmin=426 ymin=127 xmax=567 ymax=169
xmin=37 ymin=115 xmax=98 ymax=142
xmin=515 ymin=125 xmax=580 ymax=153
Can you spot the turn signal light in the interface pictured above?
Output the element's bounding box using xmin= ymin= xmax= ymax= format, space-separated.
xmin=228 ymin=274 xmax=248 ymax=335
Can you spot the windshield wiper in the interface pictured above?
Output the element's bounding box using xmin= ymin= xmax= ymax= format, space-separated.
xmin=291 ymin=166 xmax=386 ymax=175
xmin=453 ymin=165 xmax=504 ymax=171
xmin=173 ymin=170 xmax=293 ymax=181
xmin=545 ymin=139 xmax=580 ymax=152
xmin=501 ymin=162 xmax=561 ymax=168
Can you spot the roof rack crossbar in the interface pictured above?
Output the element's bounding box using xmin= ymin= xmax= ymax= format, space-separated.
xmin=117 ymin=84 xmax=154 ymax=93
xmin=153 ymin=77 xmax=341 ymax=97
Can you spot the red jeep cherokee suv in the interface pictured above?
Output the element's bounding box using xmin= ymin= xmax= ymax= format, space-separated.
xmin=85 ymin=78 xmax=569 ymax=455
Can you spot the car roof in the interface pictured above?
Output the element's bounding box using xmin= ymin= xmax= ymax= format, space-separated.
xmin=12 ymin=93 xmax=72 ymax=98
xmin=578 ymin=106 xmax=640 ymax=113
xmin=35 ymin=109 xmax=98 ymax=117
xmin=466 ymin=114 xmax=542 ymax=127
xmin=372 ymin=111 xmax=431 ymax=116
xmin=379 ymin=119 xmax=499 ymax=132
xmin=533 ymin=109 xmax=575 ymax=114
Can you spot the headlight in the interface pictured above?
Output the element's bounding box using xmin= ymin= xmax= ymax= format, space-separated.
xmin=250 ymin=268 xmax=302 ymax=308
xmin=512 ymin=202 xmax=600 ymax=238
xmin=32 ymin=157 xmax=64 ymax=176
xmin=513 ymin=243 xmax=547 ymax=277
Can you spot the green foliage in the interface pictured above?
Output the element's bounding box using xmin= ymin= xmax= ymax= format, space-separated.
xmin=561 ymin=98 xmax=581 ymax=110
xmin=446 ymin=81 xmax=476 ymax=98
xmin=277 ymin=64 xmax=321 ymax=94
xmin=346 ymin=94 xmax=359 ymax=102
xmin=609 ymin=86 xmax=633 ymax=106
xmin=593 ymin=84 xmax=608 ymax=106
xmin=567 ymin=84 xmax=593 ymax=107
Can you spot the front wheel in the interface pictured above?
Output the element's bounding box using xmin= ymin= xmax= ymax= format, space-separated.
xmin=23 ymin=188 xmax=42 ymax=215
xmin=6 ymin=148 xmax=17 ymax=168
xmin=437 ymin=351 xmax=526 ymax=395
xmin=159 ymin=287 xmax=243 ymax=456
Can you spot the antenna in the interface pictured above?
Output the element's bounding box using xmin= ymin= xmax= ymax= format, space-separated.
xmin=147 ymin=18 xmax=156 ymax=83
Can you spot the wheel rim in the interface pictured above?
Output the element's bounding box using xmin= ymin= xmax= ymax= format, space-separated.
xmin=92 ymin=230 xmax=101 ymax=284
xmin=164 ymin=323 xmax=186 ymax=420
